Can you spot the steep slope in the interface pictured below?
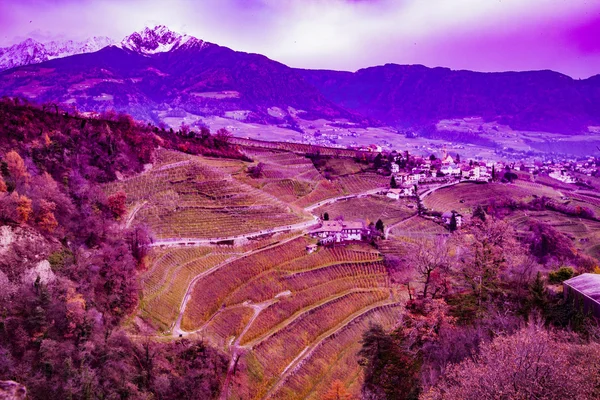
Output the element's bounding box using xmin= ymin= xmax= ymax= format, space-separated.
xmin=298 ymin=64 xmax=600 ymax=134
xmin=0 ymin=27 xmax=353 ymax=124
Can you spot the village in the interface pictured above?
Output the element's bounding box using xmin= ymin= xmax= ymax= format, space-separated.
xmin=305 ymin=145 xmax=600 ymax=248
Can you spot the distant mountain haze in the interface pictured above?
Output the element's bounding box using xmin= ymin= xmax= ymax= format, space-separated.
xmin=0 ymin=26 xmax=599 ymax=134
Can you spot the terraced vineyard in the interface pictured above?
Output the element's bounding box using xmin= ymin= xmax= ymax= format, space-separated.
xmin=237 ymin=149 xmax=389 ymax=209
xmin=389 ymin=216 xmax=449 ymax=240
xmin=504 ymin=209 xmax=600 ymax=259
xmin=313 ymin=195 xmax=415 ymax=225
xmin=106 ymin=149 xmax=310 ymax=239
xmin=177 ymin=237 xmax=402 ymax=399
xmin=140 ymin=232 xmax=302 ymax=330
xmin=423 ymin=182 xmax=562 ymax=214
xmin=129 ymin=148 xmax=407 ymax=398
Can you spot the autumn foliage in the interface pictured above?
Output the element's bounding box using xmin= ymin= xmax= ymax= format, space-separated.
xmin=107 ymin=191 xmax=127 ymax=220
xmin=0 ymin=99 xmax=227 ymax=399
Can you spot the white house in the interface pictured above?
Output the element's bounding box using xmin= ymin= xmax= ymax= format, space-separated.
xmin=391 ymin=163 xmax=400 ymax=174
xmin=309 ymin=221 xmax=365 ymax=244
xmin=386 ymin=187 xmax=414 ymax=200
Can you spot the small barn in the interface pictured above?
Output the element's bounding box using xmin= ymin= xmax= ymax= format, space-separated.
xmin=563 ymin=273 xmax=600 ymax=318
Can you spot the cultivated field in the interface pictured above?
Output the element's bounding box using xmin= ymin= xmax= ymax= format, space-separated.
xmin=388 ymin=216 xmax=449 ymax=241
xmin=106 ymin=149 xmax=310 ymax=240
xmin=129 ymin=147 xmax=408 ymax=398
xmin=178 ymin=237 xmax=402 ymax=399
xmin=236 ymin=148 xmax=389 ymax=209
xmin=313 ymin=195 xmax=415 ymax=226
xmin=423 ymin=182 xmax=562 ymax=214
xmin=505 ymin=210 xmax=600 ymax=259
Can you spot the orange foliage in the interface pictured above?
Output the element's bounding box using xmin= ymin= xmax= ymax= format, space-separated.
xmin=5 ymin=150 xmax=29 ymax=184
xmin=0 ymin=175 xmax=6 ymax=193
xmin=37 ymin=200 xmax=58 ymax=233
xmin=16 ymin=194 xmax=32 ymax=223
xmin=323 ymin=380 xmax=353 ymax=400
xmin=107 ymin=191 xmax=127 ymax=219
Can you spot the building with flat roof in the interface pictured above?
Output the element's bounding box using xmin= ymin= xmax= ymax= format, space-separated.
xmin=563 ymin=273 xmax=600 ymax=318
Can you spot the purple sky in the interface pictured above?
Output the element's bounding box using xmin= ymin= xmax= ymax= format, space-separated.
xmin=1 ymin=0 xmax=599 ymax=78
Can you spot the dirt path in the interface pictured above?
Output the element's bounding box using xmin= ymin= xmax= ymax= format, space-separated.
xmin=384 ymin=213 xmax=418 ymax=238
xmin=125 ymin=201 xmax=147 ymax=229
xmin=219 ymin=297 xmax=282 ymax=400
xmin=303 ymin=187 xmax=386 ymax=212
xmin=171 ymin=234 xmax=304 ymax=336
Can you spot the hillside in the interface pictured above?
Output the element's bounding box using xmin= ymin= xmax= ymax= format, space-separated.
xmin=3 ymin=100 xmax=600 ymax=398
xmin=298 ymin=65 xmax=600 ymax=134
xmin=0 ymin=28 xmax=355 ymax=124
xmin=0 ymin=26 xmax=599 ymax=139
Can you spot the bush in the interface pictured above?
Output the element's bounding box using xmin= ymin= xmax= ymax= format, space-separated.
xmin=548 ymin=267 xmax=574 ymax=284
xmin=48 ymin=249 xmax=74 ymax=271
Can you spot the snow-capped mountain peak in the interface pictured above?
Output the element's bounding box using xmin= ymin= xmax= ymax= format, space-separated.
xmin=0 ymin=36 xmax=115 ymax=72
xmin=118 ymin=25 xmax=206 ymax=55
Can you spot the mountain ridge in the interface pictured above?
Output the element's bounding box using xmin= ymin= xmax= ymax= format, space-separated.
xmin=0 ymin=25 xmax=599 ymax=135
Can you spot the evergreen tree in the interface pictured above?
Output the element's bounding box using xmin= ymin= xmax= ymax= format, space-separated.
xmin=390 ymin=176 xmax=398 ymax=189
xmin=449 ymin=212 xmax=458 ymax=231
xmin=376 ymin=219 xmax=384 ymax=232
xmin=358 ymin=325 xmax=420 ymax=400
xmin=323 ymin=212 xmax=329 ymax=221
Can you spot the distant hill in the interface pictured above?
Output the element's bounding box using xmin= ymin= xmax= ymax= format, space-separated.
xmin=297 ymin=65 xmax=600 ymax=134
xmin=0 ymin=26 xmax=599 ymax=135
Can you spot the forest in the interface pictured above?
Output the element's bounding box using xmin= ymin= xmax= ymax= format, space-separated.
xmin=0 ymin=98 xmax=239 ymax=399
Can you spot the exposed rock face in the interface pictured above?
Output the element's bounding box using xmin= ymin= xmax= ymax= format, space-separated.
xmin=21 ymin=260 xmax=56 ymax=286
xmin=0 ymin=381 xmax=26 ymax=400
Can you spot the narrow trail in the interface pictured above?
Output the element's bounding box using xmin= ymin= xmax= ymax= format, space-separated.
xmin=125 ymin=201 xmax=147 ymax=229
xmin=171 ymin=234 xmax=305 ymax=336
xmin=303 ymin=187 xmax=385 ymax=212
xmin=219 ymin=297 xmax=283 ymax=400
xmin=384 ymin=213 xmax=418 ymax=238
xmin=419 ymin=180 xmax=461 ymax=200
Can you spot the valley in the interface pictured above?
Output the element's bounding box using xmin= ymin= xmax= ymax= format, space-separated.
xmin=113 ymin=137 xmax=600 ymax=398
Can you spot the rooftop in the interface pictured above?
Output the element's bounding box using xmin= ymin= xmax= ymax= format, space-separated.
xmin=564 ymin=273 xmax=600 ymax=302
xmin=311 ymin=220 xmax=364 ymax=233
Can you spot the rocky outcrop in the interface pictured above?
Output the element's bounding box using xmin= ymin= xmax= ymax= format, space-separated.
xmin=0 ymin=381 xmax=26 ymax=400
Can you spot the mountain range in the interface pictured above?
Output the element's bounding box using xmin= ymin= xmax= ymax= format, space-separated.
xmin=0 ymin=25 xmax=599 ymax=135
xmin=0 ymin=36 xmax=115 ymax=71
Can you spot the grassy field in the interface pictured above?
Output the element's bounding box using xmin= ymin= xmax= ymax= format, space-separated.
xmin=423 ymin=182 xmax=562 ymax=214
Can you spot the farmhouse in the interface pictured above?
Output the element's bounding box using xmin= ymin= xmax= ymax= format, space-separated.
xmin=309 ymin=220 xmax=365 ymax=244
xmin=386 ymin=187 xmax=414 ymax=199
xmin=563 ymin=273 xmax=600 ymax=318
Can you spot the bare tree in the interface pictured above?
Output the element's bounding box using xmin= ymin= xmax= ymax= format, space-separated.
xmin=410 ymin=238 xmax=450 ymax=299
